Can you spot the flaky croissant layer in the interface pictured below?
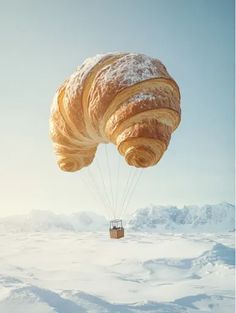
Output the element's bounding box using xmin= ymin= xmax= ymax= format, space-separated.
xmin=50 ymin=52 xmax=181 ymax=171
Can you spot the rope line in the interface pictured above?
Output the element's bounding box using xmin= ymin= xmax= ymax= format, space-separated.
xmin=105 ymin=145 xmax=115 ymax=217
xmin=120 ymin=169 xmax=144 ymax=219
xmin=95 ymin=154 xmax=113 ymax=215
xmin=119 ymin=170 xmax=137 ymax=218
xmin=80 ymin=170 xmax=111 ymax=219
xmin=79 ymin=145 xmax=144 ymax=220
xmin=120 ymin=168 xmax=138 ymax=213
xmin=114 ymin=152 xmax=121 ymax=218
xmin=122 ymin=169 xmax=143 ymax=218
xmin=86 ymin=166 xmax=111 ymax=216
xmin=119 ymin=166 xmax=133 ymax=214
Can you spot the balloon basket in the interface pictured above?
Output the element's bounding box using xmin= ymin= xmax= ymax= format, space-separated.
xmin=109 ymin=219 xmax=124 ymax=239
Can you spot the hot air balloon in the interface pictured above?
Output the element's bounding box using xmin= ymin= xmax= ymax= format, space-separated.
xmin=50 ymin=52 xmax=181 ymax=239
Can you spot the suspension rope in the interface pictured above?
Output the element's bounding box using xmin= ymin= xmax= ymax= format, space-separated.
xmin=79 ymin=145 xmax=144 ymax=221
xmin=95 ymin=154 xmax=113 ymax=215
xmin=122 ymin=169 xmax=143 ymax=218
xmin=119 ymin=169 xmax=138 ymax=218
xmin=86 ymin=166 xmax=111 ymax=217
xmin=105 ymin=145 xmax=115 ymax=217
xmin=120 ymin=167 xmax=138 ymax=214
xmin=120 ymin=169 xmax=144 ymax=219
xmin=86 ymin=167 xmax=110 ymax=214
xmin=114 ymin=152 xmax=121 ymax=219
xmin=79 ymin=169 xmax=111 ymax=219
xmin=119 ymin=166 xmax=134 ymax=215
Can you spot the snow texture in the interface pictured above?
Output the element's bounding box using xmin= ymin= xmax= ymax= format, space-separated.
xmin=0 ymin=232 xmax=234 ymax=313
xmin=0 ymin=202 xmax=234 ymax=312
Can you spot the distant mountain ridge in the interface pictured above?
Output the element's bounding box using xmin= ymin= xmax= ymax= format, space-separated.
xmin=0 ymin=210 xmax=107 ymax=232
xmin=128 ymin=202 xmax=235 ymax=232
xmin=0 ymin=202 xmax=234 ymax=233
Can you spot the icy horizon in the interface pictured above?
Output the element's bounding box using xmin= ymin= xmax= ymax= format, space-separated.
xmin=0 ymin=202 xmax=234 ymax=233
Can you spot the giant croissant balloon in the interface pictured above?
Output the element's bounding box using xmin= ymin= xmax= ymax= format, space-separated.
xmin=50 ymin=52 xmax=181 ymax=171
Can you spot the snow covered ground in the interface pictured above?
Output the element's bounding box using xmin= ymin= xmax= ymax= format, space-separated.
xmin=0 ymin=231 xmax=234 ymax=313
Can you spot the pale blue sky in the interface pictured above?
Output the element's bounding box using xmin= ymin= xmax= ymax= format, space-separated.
xmin=0 ymin=0 xmax=234 ymax=217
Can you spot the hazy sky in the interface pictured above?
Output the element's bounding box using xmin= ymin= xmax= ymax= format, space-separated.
xmin=0 ymin=0 xmax=234 ymax=218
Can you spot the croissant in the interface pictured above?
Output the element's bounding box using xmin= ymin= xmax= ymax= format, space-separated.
xmin=50 ymin=52 xmax=181 ymax=172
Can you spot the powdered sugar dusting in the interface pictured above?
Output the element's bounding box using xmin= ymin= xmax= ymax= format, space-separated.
xmin=77 ymin=54 xmax=106 ymax=76
xmin=65 ymin=54 xmax=107 ymax=101
xmin=127 ymin=92 xmax=158 ymax=102
xmin=66 ymin=52 xmax=169 ymax=100
xmin=76 ymin=52 xmax=124 ymax=79
xmin=101 ymin=53 xmax=169 ymax=87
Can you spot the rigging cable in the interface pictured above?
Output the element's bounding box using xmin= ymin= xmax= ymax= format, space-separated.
xmin=120 ymin=167 xmax=138 ymax=214
xmin=79 ymin=169 xmax=111 ymax=219
xmin=87 ymin=166 xmax=112 ymax=218
xmin=120 ymin=169 xmax=144 ymax=219
xmin=114 ymin=151 xmax=121 ymax=219
xmin=105 ymin=145 xmax=115 ymax=217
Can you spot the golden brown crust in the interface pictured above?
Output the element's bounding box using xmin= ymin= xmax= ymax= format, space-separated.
xmin=50 ymin=52 xmax=181 ymax=171
xmin=116 ymin=119 xmax=172 ymax=147
xmin=104 ymin=80 xmax=180 ymax=143
xmin=88 ymin=54 xmax=176 ymax=127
